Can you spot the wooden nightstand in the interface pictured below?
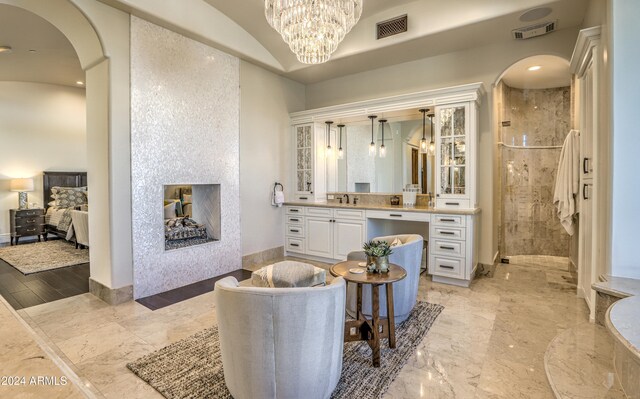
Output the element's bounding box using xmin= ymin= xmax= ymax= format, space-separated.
xmin=10 ymin=209 xmax=46 ymax=245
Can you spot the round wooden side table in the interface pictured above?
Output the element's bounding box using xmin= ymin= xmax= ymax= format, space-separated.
xmin=330 ymin=260 xmax=407 ymax=367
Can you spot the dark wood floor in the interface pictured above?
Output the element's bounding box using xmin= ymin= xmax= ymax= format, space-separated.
xmin=137 ymin=269 xmax=252 ymax=310
xmin=0 ymin=239 xmax=90 ymax=310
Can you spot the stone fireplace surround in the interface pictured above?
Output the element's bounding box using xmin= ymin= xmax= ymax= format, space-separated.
xmin=130 ymin=17 xmax=241 ymax=299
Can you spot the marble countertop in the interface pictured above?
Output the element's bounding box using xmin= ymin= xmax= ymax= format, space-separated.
xmin=592 ymin=275 xmax=640 ymax=298
xmin=284 ymin=201 xmax=481 ymax=215
xmin=607 ymin=295 xmax=640 ymax=361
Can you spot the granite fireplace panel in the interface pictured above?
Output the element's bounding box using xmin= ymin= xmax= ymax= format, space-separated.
xmin=131 ymin=16 xmax=240 ymax=298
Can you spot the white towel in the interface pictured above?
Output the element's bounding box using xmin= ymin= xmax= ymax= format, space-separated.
xmin=553 ymin=130 xmax=580 ymax=235
xmin=273 ymin=191 xmax=285 ymax=207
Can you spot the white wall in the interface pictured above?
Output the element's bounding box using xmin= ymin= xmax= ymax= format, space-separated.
xmin=0 ymin=81 xmax=86 ymax=242
xmin=610 ymin=0 xmax=640 ymax=279
xmin=305 ymin=28 xmax=579 ymax=265
xmin=239 ymin=60 xmax=305 ymax=257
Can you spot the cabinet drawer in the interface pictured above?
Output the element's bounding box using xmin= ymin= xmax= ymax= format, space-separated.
xmin=15 ymin=209 xmax=44 ymax=217
xmin=306 ymin=207 xmax=333 ymax=217
xmin=286 ymin=206 xmax=305 ymax=215
xmin=436 ymin=199 xmax=470 ymax=209
xmin=286 ymin=215 xmax=305 ymax=224
xmin=15 ymin=216 xmax=45 ymax=227
xmin=294 ymin=194 xmax=313 ymax=202
xmin=333 ymin=208 xmax=365 ymax=220
xmin=14 ymin=225 xmax=45 ymax=236
xmin=366 ymin=210 xmax=430 ymax=222
xmin=432 ymin=214 xmax=466 ymax=227
xmin=286 ymin=224 xmax=304 ymax=237
xmin=431 ymin=239 xmax=466 ymax=257
xmin=429 ymin=256 xmax=465 ymax=279
xmin=430 ymin=225 xmax=465 ymax=241
xmin=286 ymin=237 xmax=305 ymax=253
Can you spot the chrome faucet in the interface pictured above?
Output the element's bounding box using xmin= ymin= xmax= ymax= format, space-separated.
xmin=343 ymin=194 xmax=350 ymax=204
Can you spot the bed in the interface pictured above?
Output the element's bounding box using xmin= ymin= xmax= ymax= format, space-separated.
xmin=43 ymin=171 xmax=89 ymax=248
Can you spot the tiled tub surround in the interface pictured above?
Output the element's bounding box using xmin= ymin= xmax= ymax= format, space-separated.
xmin=607 ymin=295 xmax=640 ymax=399
xmin=130 ymin=16 xmax=241 ymax=298
xmin=498 ymin=84 xmax=572 ymax=257
xmin=592 ymin=275 xmax=640 ymax=326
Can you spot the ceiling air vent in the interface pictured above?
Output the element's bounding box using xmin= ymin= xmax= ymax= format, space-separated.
xmin=377 ymin=15 xmax=408 ymax=40
xmin=512 ymin=20 xmax=557 ymax=40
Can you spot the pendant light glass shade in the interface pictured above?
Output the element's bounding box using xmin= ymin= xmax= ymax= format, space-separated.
xmin=379 ymin=119 xmax=387 ymax=158
xmin=325 ymin=121 xmax=333 ymax=158
xmin=368 ymin=115 xmax=377 ymax=157
xmin=428 ymin=113 xmax=436 ymax=156
xmin=265 ymin=0 xmax=363 ymax=64
xmin=337 ymin=124 xmax=345 ymax=159
xmin=419 ymin=108 xmax=429 ymax=154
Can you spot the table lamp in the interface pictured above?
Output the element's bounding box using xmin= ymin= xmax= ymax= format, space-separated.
xmin=10 ymin=178 xmax=34 ymax=210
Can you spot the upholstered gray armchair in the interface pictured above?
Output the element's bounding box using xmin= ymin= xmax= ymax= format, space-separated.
xmin=347 ymin=234 xmax=423 ymax=324
xmin=215 ymin=276 xmax=346 ymax=399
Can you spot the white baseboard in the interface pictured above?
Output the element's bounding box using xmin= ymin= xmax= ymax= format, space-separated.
xmin=0 ymin=233 xmax=9 ymax=244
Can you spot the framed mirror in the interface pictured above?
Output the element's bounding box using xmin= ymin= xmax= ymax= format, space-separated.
xmin=327 ymin=111 xmax=436 ymax=195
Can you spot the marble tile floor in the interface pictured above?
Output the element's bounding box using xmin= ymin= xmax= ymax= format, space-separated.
xmin=10 ymin=255 xmax=605 ymax=398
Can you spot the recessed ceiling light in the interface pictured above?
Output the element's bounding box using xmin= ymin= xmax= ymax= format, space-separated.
xmin=0 ymin=46 xmax=12 ymax=54
xmin=76 ymin=81 xmax=84 ymax=85
xmin=528 ymin=66 xmax=542 ymax=71
xmin=28 ymin=49 xmax=37 ymax=53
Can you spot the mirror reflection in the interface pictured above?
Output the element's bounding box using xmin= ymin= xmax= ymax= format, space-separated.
xmin=327 ymin=113 xmax=436 ymax=195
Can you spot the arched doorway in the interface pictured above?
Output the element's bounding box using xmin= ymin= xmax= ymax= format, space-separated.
xmin=0 ymin=0 xmax=133 ymax=303
xmin=493 ymin=55 xmax=574 ymax=261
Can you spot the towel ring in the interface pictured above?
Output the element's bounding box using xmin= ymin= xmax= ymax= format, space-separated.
xmin=274 ymin=182 xmax=284 ymax=192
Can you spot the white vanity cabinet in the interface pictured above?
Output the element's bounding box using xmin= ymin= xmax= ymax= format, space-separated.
xmin=293 ymin=123 xmax=327 ymax=203
xmin=428 ymin=213 xmax=478 ymax=286
xmin=434 ymin=102 xmax=478 ymax=210
xmin=285 ymin=206 xmax=365 ymax=261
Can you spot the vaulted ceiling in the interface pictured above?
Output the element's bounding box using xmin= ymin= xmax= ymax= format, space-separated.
xmin=0 ymin=0 xmax=589 ymax=86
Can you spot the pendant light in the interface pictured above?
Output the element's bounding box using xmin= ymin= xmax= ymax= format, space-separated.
xmin=379 ymin=119 xmax=387 ymax=158
xmin=325 ymin=121 xmax=333 ymax=158
xmin=428 ymin=112 xmax=436 ymax=155
xmin=368 ymin=115 xmax=377 ymax=157
xmin=419 ymin=108 xmax=429 ymax=153
xmin=337 ymin=124 xmax=345 ymax=159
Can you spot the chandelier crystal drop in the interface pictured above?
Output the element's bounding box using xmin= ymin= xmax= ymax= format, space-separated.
xmin=265 ymin=0 xmax=363 ymax=64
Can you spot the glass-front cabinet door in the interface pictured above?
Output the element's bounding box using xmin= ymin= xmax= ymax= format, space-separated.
xmin=295 ymin=124 xmax=313 ymax=193
xmin=435 ymin=103 xmax=472 ymax=209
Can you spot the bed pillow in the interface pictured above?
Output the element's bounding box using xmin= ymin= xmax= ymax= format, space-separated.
xmin=51 ymin=186 xmax=87 ymax=197
xmin=182 ymin=194 xmax=192 ymax=203
xmin=54 ymin=189 xmax=88 ymax=208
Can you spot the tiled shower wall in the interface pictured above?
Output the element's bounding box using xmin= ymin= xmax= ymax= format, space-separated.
xmin=499 ymin=83 xmax=571 ymax=257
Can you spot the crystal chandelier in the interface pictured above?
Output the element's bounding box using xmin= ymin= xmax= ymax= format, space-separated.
xmin=265 ymin=0 xmax=363 ymax=64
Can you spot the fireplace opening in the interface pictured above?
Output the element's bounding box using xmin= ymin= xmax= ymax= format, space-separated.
xmin=163 ymin=184 xmax=220 ymax=250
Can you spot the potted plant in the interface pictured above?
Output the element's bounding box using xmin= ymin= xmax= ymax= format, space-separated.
xmin=362 ymin=240 xmax=393 ymax=273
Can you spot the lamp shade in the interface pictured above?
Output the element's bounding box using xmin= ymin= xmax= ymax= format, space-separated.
xmin=10 ymin=178 xmax=34 ymax=192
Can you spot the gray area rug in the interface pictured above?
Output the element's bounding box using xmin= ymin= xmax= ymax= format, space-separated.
xmin=0 ymin=240 xmax=89 ymax=274
xmin=127 ymin=301 xmax=444 ymax=399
